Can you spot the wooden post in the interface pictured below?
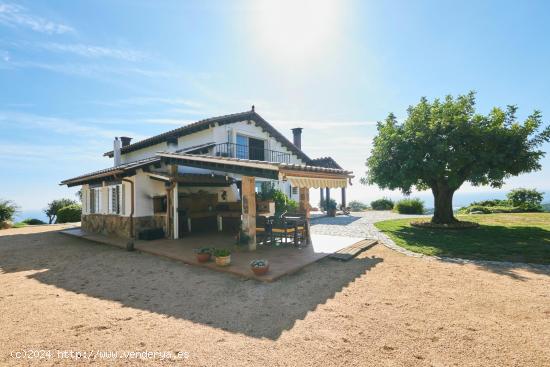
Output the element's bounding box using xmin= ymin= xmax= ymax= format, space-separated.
xmin=299 ymin=187 xmax=311 ymax=245
xmin=325 ymin=187 xmax=330 ymax=206
xmin=320 ymin=188 xmax=324 ymax=211
xmin=173 ymin=182 xmax=179 ymax=239
xmin=341 ymin=187 xmax=347 ymax=208
xmin=241 ymin=176 xmax=257 ymax=250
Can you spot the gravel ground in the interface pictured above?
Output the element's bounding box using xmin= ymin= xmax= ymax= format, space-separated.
xmin=310 ymin=211 xmax=430 ymax=239
xmin=1 ymin=224 xmax=549 ymax=366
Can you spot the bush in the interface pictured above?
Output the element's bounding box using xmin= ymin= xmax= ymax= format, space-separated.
xmin=55 ymin=204 xmax=82 ymax=223
xmin=348 ymin=200 xmax=369 ymax=211
xmin=394 ymin=198 xmax=425 ymax=214
xmin=22 ymin=218 xmax=45 ymax=225
xmin=370 ymin=197 xmax=394 ymax=210
xmin=44 ymin=198 xmax=78 ymax=224
xmin=260 ymin=186 xmax=298 ymax=214
xmin=507 ymin=188 xmax=544 ymax=208
xmin=0 ymin=199 xmax=19 ymax=223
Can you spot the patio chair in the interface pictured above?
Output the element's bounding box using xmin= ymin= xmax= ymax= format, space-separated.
xmin=255 ymin=215 xmax=273 ymax=245
xmin=272 ymin=213 xmax=306 ymax=247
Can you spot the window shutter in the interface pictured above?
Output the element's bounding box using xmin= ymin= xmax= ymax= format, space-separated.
xmin=90 ymin=189 xmax=95 ymax=214
xmin=121 ymin=184 xmax=126 ymax=215
xmin=115 ymin=185 xmax=121 ymax=214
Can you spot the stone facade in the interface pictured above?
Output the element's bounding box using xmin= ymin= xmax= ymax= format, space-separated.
xmin=82 ymin=214 xmax=167 ymax=239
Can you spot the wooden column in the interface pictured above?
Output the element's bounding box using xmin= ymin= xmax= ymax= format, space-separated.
xmin=320 ymin=188 xmax=324 ymax=211
xmin=299 ymin=187 xmax=312 ymax=244
xmin=173 ymin=182 xmax=179 ymax=239
xmin=341 ymin=187 xmax=347 ymax=208
xmin=241 ymin=176 xmax=257 ymax=250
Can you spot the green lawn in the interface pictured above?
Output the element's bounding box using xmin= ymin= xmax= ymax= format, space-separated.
xmin=374 ymin=213 xmax=550 ymax=264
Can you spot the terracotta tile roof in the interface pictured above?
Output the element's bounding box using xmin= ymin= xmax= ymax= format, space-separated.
xmin=60 ymin=156 xmax=161 ymax=186
xmin=309 ymin=156 xmax=343 ymax=170
xmin=103 ymin=109 xmax=311 ymax=163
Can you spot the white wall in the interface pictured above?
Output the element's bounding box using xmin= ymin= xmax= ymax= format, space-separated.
xmin=133 ymin=169 xmax=167 ymax=217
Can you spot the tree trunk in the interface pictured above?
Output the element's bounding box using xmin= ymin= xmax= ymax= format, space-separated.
xmin=431 ymin=185 xmax=457 ymax=224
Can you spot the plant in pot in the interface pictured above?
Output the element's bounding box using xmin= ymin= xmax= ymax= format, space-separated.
xmin=213 ymin=248 xmax=232 ymax=266
xmin=326 ymin=198 xmax=338 ymax=217
xmin=194 ymin=247 xmax=212 ymax=263
xmin=250 ymin=259 xmax=269 ymax=276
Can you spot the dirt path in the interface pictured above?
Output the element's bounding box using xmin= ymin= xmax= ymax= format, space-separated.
xmin=1 ymin=225 xmax=549 ymax=366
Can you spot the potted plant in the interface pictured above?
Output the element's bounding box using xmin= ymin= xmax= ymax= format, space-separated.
xmin=213 ymin=248 xmax=232 ymax=266
xmin=194 ymin=247 xmax=212 ymax=263
xmin=326 ymin=198 xmax=338 ymax=217
xmin=250 ymin=259 xmax=269 ymax=276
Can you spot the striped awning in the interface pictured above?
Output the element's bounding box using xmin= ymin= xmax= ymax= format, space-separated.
xmin=286 ymin=176 xmax=348 ymax=188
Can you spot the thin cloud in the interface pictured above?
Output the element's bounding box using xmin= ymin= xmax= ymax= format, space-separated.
xmin=0 ymin=2 xmax=73 ymax=34
xmin=275 ymin=119 xmax=377 ymax=130
xmin=41 ymin=43 xmax=146 ymax=61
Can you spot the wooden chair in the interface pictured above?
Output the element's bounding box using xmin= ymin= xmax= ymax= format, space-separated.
xmin=255 ymin=215 xmax=273 ymax=245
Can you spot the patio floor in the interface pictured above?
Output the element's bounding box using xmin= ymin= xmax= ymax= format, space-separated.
xmin=60 ymin=228 xmax=369 ymax=281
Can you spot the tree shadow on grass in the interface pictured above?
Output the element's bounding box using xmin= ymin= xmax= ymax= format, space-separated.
xmin=385 ymin=224 xmax=550 ymax=279
xmin=0 ymin=230 xmax=382 ymax=340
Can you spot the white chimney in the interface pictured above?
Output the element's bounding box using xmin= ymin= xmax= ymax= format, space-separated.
xmin=113 ymin=137 xmax=121 ymax=167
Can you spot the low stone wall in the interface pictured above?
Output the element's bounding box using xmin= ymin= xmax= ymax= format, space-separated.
xmin=82 ymin=214 xmax=167 ymax=239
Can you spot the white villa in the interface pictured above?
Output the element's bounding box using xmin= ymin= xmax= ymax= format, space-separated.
xmin=61 ymin=107 xmax=352 ymax=249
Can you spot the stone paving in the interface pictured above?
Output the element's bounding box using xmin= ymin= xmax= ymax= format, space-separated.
xmin=312 ymin=210 xmax=550 ymax=270
xmin=310 ymin=210 xmax=428 ymax=239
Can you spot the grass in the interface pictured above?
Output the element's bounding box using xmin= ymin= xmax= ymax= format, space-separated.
xmin=11 ymin=222 xmax=27 ymax=228
xmin=374 ymin=213 xmax=550 ymax=264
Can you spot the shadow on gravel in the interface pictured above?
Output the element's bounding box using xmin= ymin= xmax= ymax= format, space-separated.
xmin=0 ymin=230 xmax=382 ymax=340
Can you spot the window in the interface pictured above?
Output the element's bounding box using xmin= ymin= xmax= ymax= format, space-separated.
xmin=292 ymin=186 xmax=299 ymax=195
xmin=90 ymin=188 xmax=101 ymax=214
xmin=108 ymin=184 xmax=122 ymax=215
xmin=153 ymin=196 xmax=167 ymax=213
xmin=236 ymin=134 xmax=249 ymax=159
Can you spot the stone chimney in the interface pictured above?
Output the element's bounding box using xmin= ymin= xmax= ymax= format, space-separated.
xmin=113 ymin=137 xmax=121 ymax=167
xmin=120 ymin=136 xmax=132 ymax=147
xmin=291 ymin=128 xmax=303 ymax=150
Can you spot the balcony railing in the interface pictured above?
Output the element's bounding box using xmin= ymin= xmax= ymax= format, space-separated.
xmin=213 ymin=142 xmax=291 ymax=164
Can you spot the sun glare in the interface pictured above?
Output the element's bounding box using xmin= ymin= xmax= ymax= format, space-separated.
xmin=251 ymin=0 xmax=342 ymax=70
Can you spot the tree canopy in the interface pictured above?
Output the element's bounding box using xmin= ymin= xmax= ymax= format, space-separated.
xmin=44 ymin=198 xmax=78 ymax=224
xmin=362 ymin=91 xmax=550 ymax=224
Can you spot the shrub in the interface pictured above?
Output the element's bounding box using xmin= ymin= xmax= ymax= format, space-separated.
xmin=55 ymin=204 xmax=82 ymax=223
xmin=507 ymin=188 xmax=544 ymax=208
xmin=22 ymin=218 xmax=45 ymax=225
xmin=318 ymin=198 xmax=338 ymax=211
xmin=0 ymin=199 xmax=19 ymax=223
xmin=348 ymin=200 xmax=369 ymax=211
xmin=213 ymin=248 xmax=231 ymax=257
xmin=370 ymin=197 xmax=394 ymax=210
xmin=394 ymin=198 xmax=425 ymax=214
xmin=44 ymin=198 xmax=78 ymax=224
xmin=262 ymin=187 xmax=298 ymax=214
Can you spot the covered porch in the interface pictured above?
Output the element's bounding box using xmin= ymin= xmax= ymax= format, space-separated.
xmin=157 ymin=152 xmax=354 ymax=251
xmin=61 ymin=228 xmax=370 ymax=281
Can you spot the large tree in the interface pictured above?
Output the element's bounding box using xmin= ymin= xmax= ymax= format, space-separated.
xmin=362 ymin=92 xmax=550 ymax=224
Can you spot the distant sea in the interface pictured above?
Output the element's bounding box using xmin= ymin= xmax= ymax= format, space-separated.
xmin=14 ymin=210 xmax=49 ymax=223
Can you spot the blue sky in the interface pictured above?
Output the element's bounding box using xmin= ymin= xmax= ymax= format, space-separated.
xmin=1 ymin=0 xmax=549 ymax=216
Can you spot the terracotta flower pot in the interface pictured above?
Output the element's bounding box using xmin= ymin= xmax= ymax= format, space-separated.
xmin=215 ymin=255 xmax=231 ymax=266
xmin=196 ymin=253 xmax=211 ymax=263
xmin=251 ymin=264 xmax=269 ymax=276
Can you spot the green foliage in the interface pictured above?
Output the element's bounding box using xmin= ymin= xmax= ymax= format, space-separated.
xmin=458 ymin=205 xmax=523 ymax=214
xmin=193 ymin=247 xmax=212 ymax=254
xmin=257 ymin=182 xmax=298 ymax=213
xmin=348 ymin=200 xmax=369 ymax=211
xmin=543 ymin=203 xmax=550 ymax=212
xmin=213 ymin=248 xmax=231 ymax=257
xmin=22 ymin=218 xmax=46 ymax=225
xmin=370 ymin=198 xmax=394 ymax=210
xmin=55 ymin=204 xmax=82 ymax=223
xmin=394 ymin=198 xmax=425 ymax=214
xmin=0 ymin=199 xmax=19 ymax=223
xmin=319 ymin=198 xmax=338 ymax=211
xmin=362 ymin=91 xmax=550 ymax=223
xmin=507 ymin=188 xmax=544 ymax=210
xmin=44 ymin=198 xmax=78 ymax=224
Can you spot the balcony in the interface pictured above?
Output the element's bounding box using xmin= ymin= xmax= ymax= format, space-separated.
xmin=213 ymin=142 xmax=291 ymax=164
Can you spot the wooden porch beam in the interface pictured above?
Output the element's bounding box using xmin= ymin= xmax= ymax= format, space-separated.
xmin=241 ymin=176 xmax=257 ymax=250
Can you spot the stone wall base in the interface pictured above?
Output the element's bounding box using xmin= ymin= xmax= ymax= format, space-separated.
xmin=82 ymin=214 xmax=167 ymax=239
